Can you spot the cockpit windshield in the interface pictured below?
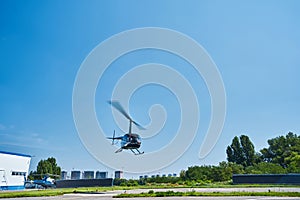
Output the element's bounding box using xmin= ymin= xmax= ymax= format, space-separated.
xmin=123 ymin=134 xmax=141 ymax=143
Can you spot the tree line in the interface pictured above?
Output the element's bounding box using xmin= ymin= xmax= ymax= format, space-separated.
xmin=226 ymin=132 xmax=300 ymax=171
xmin=179 ymin=132 xmax=300 ymax=183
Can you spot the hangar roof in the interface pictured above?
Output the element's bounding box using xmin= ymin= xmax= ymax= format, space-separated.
xmin=0 ymin=150 xmax=31 ymax=158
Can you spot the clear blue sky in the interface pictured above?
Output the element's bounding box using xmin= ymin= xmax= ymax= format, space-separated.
xmin=1 ymin=1 xmax=300 ymax=178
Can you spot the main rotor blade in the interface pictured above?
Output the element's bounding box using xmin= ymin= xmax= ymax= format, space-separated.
xmin=133 ymin=121 xmax=146 ymax=130
xmin=108 ymin=100 xmax=132 ymax=121
xmin=108 ymin=100 xmax=146 ymax=130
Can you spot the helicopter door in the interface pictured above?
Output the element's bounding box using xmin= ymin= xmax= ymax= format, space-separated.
xmin=121 ymin=135 xmax=129 ymax=147
xmin=0 ymin=170 xmax=7 ymax=187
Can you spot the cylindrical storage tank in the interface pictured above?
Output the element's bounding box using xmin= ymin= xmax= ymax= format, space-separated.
xmin=61 ymin=171 xmax=68 ymax=180
xmin=83 ymin=171 xmax=94 ymax=179
xmin=71 ymin=171 xmax=81 ymax=180
xmin=114 ymin=171 xmax=123 ymax=179
xmin=95 ymin=171 xmax=108 ymax=179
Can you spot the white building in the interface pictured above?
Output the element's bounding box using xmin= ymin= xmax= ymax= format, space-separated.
xmin=0 ymin=151 xmax=31 ymax=190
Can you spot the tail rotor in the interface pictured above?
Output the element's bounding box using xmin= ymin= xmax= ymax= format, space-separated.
xmin=112 ymin=130 xmax=116 ymax=145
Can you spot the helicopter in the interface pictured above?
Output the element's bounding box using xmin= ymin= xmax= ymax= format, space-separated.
xmin=107 ymin=100 xmax=145 ymax=155
xmin=25 ymin=174 xmax=59 ymax=189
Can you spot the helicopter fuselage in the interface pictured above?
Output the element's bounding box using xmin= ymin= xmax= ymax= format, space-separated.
xmin=121 ymin=133 xmax=141 ymax=149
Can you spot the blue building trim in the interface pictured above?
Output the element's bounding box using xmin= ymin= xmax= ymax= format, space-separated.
xmin=0 ymin=151 xmax=31 ymax=158
xmin=0 ymin=185 xmax=25 ymax=190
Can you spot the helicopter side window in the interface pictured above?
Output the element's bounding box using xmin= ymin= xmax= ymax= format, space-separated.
xmin=132 ymin=137 xmax=138 ymax=143
xmin=123 ymin=135 xmax=130 ymax=142
xmin=136 ymin=135 xmax=141 ymax=142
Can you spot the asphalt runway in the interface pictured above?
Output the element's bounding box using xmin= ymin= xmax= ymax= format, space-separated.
xmin=5 ymin=188 xmax=300 ymax=200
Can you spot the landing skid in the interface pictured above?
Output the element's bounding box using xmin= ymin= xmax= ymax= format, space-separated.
xmin=115 ymin=148 xmax=144 ymax=155
xmin=115 ymin=148 xmax=123 ymax=153
xmin=130 ymin=149 xmax=144 ymax=155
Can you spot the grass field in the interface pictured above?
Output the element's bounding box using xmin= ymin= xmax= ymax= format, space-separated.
xmin=115 ymin=190 xmax=300 ymax=198
xmin=0 ymin=187 xmax=108 ymax=198
xmin=0 ymin=185 xmax=299 ymax=198
xmin=138 ymin=182 xmax=300 ymax=188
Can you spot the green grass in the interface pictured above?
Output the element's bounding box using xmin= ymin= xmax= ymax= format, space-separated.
xmin=0 ymin=187 xmax=104 ymax=198
xmin=139 ymin=183 xmax=300 ymax=188
xmin=0 ymin=185 xmax=299 ymax=198
xmin=0 ymin=186 xmax=142 ymax=198
xmin=114 ymin=190 xmax=300 ymax=198
xmin=0 ymin=190 xmax=65 ymax=198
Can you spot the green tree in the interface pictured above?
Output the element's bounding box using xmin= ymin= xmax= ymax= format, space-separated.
xmin=245 ymin=162 xmax=286 ymax=174
xmin=227 ymin=136 xmax=243 ymax=165
xmin=260 ymin=132 xmax=300 ymax=171
xmin=184 ymin=165 xmax=211 ymax=181
xmin=219 ymin=161 xmax=244 ymax=174
xmin=285 ymin=152 xmax=300 ymax=173
xmin=34 ymin=157 xmax=61 ymax=179
xmin=227 ymin=135 xmax=256 ymax=167
xmin=182 ymin=162 xmax=244 ymax=183
xmin=240 ymin=135 xmax=255 ymax=166
xmin=179 ymin=170 xmax=186 ymax=180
